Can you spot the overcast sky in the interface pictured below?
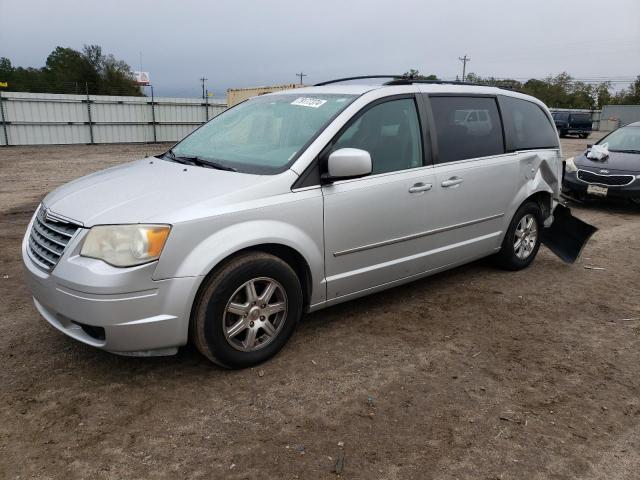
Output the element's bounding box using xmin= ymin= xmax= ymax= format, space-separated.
xmin=1 ymin=0 xmax=639 ymax=98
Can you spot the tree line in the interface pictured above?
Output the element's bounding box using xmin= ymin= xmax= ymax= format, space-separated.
xmin=406 ymin=70 xmax=640 ymax=109
xmin=2 ymin=50 xmax=639 ymax=107
xmin=0 ymin=45 xmax=142 ymax=96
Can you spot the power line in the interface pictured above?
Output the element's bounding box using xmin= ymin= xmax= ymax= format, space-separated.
xmin=458 ymin=55 xmax=471 ymax=82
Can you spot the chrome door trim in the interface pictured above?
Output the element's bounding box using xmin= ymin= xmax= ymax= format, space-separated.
xmin=333 ymin=212 xmax=504 ymax=257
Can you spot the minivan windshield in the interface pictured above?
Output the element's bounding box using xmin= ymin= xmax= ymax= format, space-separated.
xmin=169 ymin=93 xmax=357 ymax=174
xmin=597 ymin=125 xmax=640 ymax=152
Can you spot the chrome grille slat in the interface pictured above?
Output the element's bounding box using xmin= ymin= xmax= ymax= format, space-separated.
xmin=27 ymin=207 xmax=81 ymax=272
xmin=32 ymin=220 xmax=68 ymax=247
xmin=31 ymin=230 xmax=64 ymax=256
xmin=36 ymin=216 xmax=76 ymax=238
xmin=27 ymin=248 xmax=54 ymax=270
xmin=28 ymin=237 xmax=57 ymax=265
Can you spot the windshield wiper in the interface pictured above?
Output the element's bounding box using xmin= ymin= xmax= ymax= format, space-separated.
xmin=609 ymin=149 xmax=640 ymax=154
xmin=164 ymin=149 xmax=237 ymax=171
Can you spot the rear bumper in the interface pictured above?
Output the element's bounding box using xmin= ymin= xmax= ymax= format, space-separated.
xmin=22 ymin=223 xmax=201 ymax=355
xmin=562 ymin=171 xmax=640 ymax=199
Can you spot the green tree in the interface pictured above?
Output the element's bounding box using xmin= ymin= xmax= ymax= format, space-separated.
xmin=0 ymin=57 xmax=13 ymax=81
xmin=45 ymin=46 xmax=98 ymax=93
xmin=610 ymin=76 xmax=640 ymax=105
xmin=403 ymin=69 xmax=438 ymax=80
xmin=0 ymin=45 xmax=141 ymax=96
xmin=594 ymin=82 xmax=612 ymax=108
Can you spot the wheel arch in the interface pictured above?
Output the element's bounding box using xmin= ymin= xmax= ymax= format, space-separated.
xmin=500 ymin=188 xmax=553 ymax=246
xmin=526 ymin=190 xmax=553 ymax=220
xmin=189 ymin=242 xmax=315 ymax=321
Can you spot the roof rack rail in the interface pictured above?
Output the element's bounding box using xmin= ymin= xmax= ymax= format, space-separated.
xmin=315 ymin=75 xmax=501 ymax=89
xmin=315 ymin=75 xmax=404 ymax=86
xmin=384 ymin=78 xmax=487 ymax=87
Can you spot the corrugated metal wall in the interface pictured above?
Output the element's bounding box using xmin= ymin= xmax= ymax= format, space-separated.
xmin=600 ymin=105 xmax=640 ymax=130
xmin=0 ymin=91 xmax=226 ymax=146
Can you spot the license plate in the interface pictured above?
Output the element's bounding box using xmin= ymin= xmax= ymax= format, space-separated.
xmin=587 ymin=184 xmax=608 ymax=197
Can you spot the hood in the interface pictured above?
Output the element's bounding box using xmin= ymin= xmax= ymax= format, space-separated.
xmin=575 ymin=150 xmax=640 ymax=174
xmin=43 ymin=158 xmax=285 ymax=226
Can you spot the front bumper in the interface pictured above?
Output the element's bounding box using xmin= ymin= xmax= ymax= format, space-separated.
xmin=562 ymin=171 xmax=640 ymax=200
xmin=22 ymin=217 xmax=201 ymax=356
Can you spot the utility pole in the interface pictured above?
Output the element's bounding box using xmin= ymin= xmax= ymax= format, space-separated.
xmin=458 ymin=55 xmax=471 ymax=82
xmin=296 ymin=72 xmax=307 ymax=85
xmin=199 ymin=77 xmax=208 ymax=99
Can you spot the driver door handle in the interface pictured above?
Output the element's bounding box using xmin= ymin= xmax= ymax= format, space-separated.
xmin=441 ymin=177 xmax=464 ymax=188
xmin=408 ymin=182 xmax=432 ymax=193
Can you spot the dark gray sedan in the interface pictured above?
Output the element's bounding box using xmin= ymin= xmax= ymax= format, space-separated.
xmin=563 ymin=121 xmax=640 ymax=205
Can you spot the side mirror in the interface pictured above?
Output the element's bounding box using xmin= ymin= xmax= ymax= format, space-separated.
xmin=323 ymin=148 xmax=372 ymax=182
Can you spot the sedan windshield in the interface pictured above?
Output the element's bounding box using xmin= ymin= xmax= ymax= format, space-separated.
xmin=598 ymin=125 xmax=640 ymax=152
xmin=170 ymin=93 xmax=357 ymax=174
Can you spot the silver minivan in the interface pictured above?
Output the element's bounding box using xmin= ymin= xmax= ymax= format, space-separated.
xmin=22 ymin=77 xmax=592 ymax=368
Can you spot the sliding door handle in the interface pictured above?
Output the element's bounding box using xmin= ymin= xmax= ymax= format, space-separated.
xmin=441 ymin=177 xmax=464 ymax=188
xmin=408 ymin=182 xmax=433 ymax=193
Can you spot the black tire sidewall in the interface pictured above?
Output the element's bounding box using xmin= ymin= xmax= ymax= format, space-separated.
xmin=197 ymin=255 xmax=303 ymax=368
xmin=499 ymin=202 xmax=543 ymax=270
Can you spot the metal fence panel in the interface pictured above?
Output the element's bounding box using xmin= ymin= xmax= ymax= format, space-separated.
xmin=0 ymin=91 xmax=226 ymax=146
xmin=8 ymin=123 xmax=90 ymax=145
xmin=600 ymin=105 xmax=640 ymax=129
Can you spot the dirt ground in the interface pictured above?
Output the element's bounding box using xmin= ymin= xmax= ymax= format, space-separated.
xmin=1 ymin=135 xmax=640 ymax=480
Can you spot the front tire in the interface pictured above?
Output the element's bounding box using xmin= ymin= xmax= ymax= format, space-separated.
xmin=495 ymin=201 xmax=543 ymax=271
xmin=191 ymin=252 xmax=303 ymax=368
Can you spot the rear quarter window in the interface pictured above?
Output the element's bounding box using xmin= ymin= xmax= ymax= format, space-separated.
xmin=499 ymin=96 xmax=559 ymax=151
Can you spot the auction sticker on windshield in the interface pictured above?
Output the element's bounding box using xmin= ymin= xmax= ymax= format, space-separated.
xmin=291 ymin=97 xmax=327 ymax=108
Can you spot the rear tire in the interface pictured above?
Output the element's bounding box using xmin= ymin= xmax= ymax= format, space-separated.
xmin=495 ymin=201 xmax=543 ymax=271
xmin=191 ymin=252 xmax=303 ymax=369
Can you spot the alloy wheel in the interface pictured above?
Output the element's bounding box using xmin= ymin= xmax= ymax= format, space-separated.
xmin=514 ymin=213 xmax=538 ymax=260
xmin=222 ymin=277 xmax=288 ymax=352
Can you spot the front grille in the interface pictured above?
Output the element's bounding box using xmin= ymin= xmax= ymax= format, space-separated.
xmin=577 ymin=169 xmax=635 ymax=187
xmin=27 ymin=207 xmax=81 ymax=272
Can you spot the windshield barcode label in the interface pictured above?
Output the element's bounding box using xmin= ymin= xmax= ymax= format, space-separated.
xmin=291 ymin=97 xmax=327 ymax=108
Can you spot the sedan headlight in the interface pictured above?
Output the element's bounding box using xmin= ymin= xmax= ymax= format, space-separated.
xmin=565 ymin=157 xmax=578 ymax=173
xmin=81 ymin=225 xmax=171 ymax=267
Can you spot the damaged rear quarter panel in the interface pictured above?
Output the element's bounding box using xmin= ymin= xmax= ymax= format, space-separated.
xmin=501 ymin=149 xmax=562 ymax=235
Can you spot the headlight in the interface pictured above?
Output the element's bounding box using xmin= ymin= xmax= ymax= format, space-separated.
xmin=80 ymin=225 xmax=171 ymax=267
xmin=565 ymin=157 xmax=578 ymax=173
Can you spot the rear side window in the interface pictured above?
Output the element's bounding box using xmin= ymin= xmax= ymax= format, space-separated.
xmin=570 ymin=113 xmax=591 ymax=123
xmin=429 ymin=96 xmax=504 ymax=164
xmin=499 ymin=96 xmax=559 ymax=151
